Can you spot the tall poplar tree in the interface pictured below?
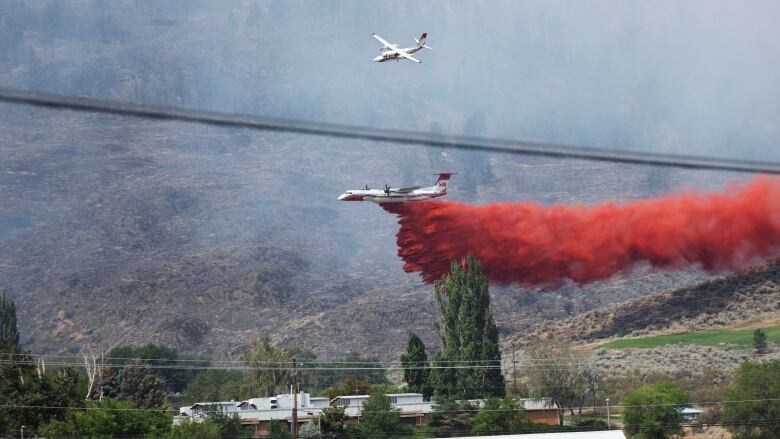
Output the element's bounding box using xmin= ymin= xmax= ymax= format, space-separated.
xmin=0 ymin=290 xmax=20 ymax=353
xmin=430 ymin=255 xmax=505 ymax=399
xmin=400 ymin=333 xmax=432 ymax=399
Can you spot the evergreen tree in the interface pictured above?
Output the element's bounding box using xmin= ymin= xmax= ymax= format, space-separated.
xmin=473 ymin=397 xmax=527 ymax=434
xmin=353 ymin=388 xmax=410 ymax=439
xmin=400 ymin=333 xmax=432 ymax=399
xmin=0 ymin=294 xmax=84 ymax=434
xmin=266 ymin=420 xmax=290 ymax=439
xmin=319 ymin=406 xmax=347 ymax=437
xmin=753 ymin=328 xmax=768 ymax=355
xmin=427 ymin=397 xmax=478 ymax=438
xmin=0 ymin=352 xmax=54 ymax=435
xmin=430 ymin=255 xmax=505 ymax=399
xmin=107 ymin=344 xmax=204 ymax=393
xmin=0 ymin=290 xmax=20 ymax=353
xmin=117 ymin=361 xmax=167 ymax=409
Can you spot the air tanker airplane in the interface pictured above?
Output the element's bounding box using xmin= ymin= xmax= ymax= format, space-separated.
xmin=371 ymin=32 xmax=431 ymax=63
xmin=338 ymin=173 xmax=453 ymax=204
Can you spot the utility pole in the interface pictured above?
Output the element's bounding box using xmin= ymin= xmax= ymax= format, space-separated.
xmin=292 ymin=358 xmax=299 ymax=438
xmin=606 ymin=398 xmax=611 ymax=430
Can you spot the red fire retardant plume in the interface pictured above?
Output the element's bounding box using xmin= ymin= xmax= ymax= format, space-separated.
xmin=383 ymin=177 xmax=780 ymax=287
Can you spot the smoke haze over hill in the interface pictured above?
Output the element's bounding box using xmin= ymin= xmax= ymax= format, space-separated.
xmin=1 ymin=1 xmax=780 ymax=357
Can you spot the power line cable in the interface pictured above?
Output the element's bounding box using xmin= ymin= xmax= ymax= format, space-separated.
xmin=2 ymin=87 xmax=780 ymax=174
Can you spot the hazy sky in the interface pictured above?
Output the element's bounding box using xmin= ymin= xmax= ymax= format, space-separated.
xmin=2 ymin=0 xmax=779 ymax=162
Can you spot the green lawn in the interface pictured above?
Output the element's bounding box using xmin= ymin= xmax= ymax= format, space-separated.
xmin=598 ymin=325 xmax=780 ymax=349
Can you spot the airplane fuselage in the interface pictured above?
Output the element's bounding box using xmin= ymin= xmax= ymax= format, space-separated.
xmin=373 ymin=45 xmax=423 ymax=62
xmin=338 ymin=187 xmax=446 ymax=203
xmin=339 ymin=173 xmax=452 ymax=204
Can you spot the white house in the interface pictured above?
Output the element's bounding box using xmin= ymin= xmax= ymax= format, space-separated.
xmin=176 ymin=392 xmax=562 ymax=436
xmin=175 ymin=391 xmax=328 ymax=435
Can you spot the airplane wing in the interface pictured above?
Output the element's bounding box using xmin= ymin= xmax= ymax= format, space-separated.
xmin=391 ymin=186 xmax=422 ymax=193
xmin=371 ymin=33 xmax=395 ymax=48
xmin=396 ymin=51 xmax=421 ymax=63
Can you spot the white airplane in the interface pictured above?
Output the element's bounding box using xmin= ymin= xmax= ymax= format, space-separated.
xmin=371 ymin=32 xmax=431 ymax=63
xmin=338 ymin=173 xmax=453 ymax=204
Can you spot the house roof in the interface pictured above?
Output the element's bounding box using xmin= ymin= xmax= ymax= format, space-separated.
xmin=518 ymin=398 xmax=554 ymax=411
xmin=333 ymin=393 xmax=423 ymax=400
xmin=190 ymin=401 xmax=238 ymax=408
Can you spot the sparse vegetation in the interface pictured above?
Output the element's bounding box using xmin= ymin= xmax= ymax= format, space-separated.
xmin=599 ymin=325 xmax=780 ymax=349
xmin=511 ymin=263 xmax=780 ymax=350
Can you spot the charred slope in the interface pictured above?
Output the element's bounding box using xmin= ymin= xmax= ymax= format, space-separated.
xmin=0 ymin=95 xmax=739 ymax=361
xmin=511 ymin=262 xmax=780 ymax=346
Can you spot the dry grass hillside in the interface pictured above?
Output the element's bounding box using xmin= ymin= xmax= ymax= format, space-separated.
xmin=506 ymin=262 xmax=780 ymax=348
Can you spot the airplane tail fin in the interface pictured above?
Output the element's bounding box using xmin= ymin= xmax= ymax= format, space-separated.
xmin=435 ymin=172 xmax=454 ymax=188
xmin=414 ymin=33 xmax=432 ymax=49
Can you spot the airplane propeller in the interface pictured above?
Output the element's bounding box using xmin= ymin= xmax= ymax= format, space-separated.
xmin=384 ymin=184 xmax=391 ymax=195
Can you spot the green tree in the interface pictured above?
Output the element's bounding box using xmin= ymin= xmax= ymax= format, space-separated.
xmin=50 ymin=367 xmax=86 ymax=416
xmin=427 ymin=396 xmax=478 ymax=437
xmin=204 ymin=408 xmax=253 ymax=438
xmin=430 ymin=255 xmax=505 ymax=399
xmin=473 ymin=397 xmax=527 ymax=434
xmin=0 ymin=294 xmax=84 ymax=434
xmin=400 ymin=333 xmax=432 ymax=399
xmin=0 ymin=353 xmax=57 ymax=437
xmin=753 ymin=328 xmax=768 ymax=355
xmin=241 ymin=333 xmax=301 ymax=398
xmin=167 ymin=418 xmax=221 ymax=438
xmin=0 ymin=290 xmax=20 ymax=353
xmin=182 ymin=369 xmax=243 ymax=404
xmin=621 ymin=381 xmax=689 ymax=439
xmin=267 ymin=419 xmax=291 ymax=439
xmin=319 ymin=406 xmax=347 ymax=437
xmin=107 ymin=344 xmax=205 ymax=393
xmin=313 ymin=352 xmax=388 ymax=390
xmin=299 ymin=421 xmax=320 ymax=438
xmin=722 ymin=360 xmax=780 ymax=438
xmin=526 ymin=342 xmax=601 ymax=424
xmin=353 ymin=388 xmax=410 ymax=439
xmin=38 ymin=398 xmax=170 ymax=438
xmin=325 ymin=377 xmax=372 ymax=400
xmin=117 ymin=361 xmax=167 ymax=409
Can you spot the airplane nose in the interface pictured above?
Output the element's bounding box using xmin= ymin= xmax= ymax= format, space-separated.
xmin=338 ymin=194 xmax=349 ymax=200
xmin=373 ymin=56 xmax=382 ymax=62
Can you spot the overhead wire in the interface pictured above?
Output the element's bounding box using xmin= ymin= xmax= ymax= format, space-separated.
xmin=2 ymin=349 xmax=778 ymax=372
xmin=2 ymin=87 xmax=780 ymax=175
